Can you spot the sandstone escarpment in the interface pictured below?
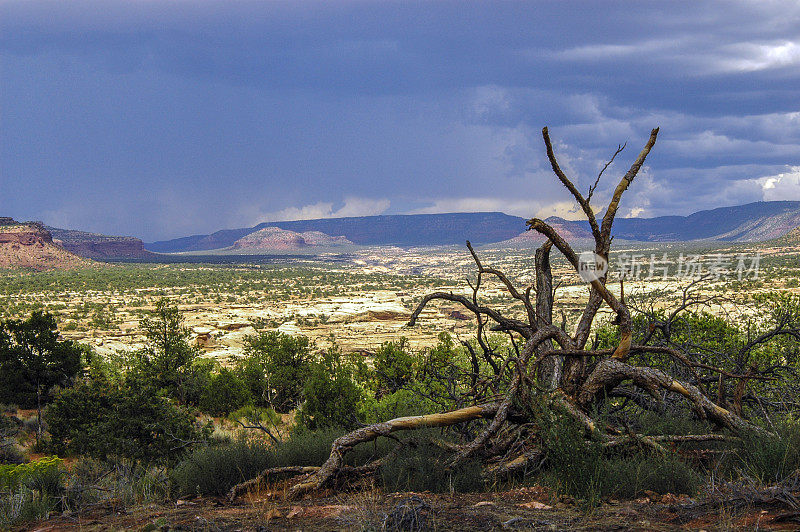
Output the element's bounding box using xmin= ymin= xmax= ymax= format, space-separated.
xmin=0 ymin=219 xmax=91 ymax=270
xmin=48 ymin=227 xmax=155 ymax=259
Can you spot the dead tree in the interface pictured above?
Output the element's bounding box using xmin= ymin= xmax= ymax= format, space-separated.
xmin=230 ymin=126 xmax=783 ymax=501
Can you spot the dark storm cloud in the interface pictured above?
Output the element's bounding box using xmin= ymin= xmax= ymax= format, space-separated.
xmin=1 ymin=1 xmax=799 ymax=239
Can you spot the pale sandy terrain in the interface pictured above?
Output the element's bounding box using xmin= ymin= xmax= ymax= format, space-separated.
xmin=0 ymin=242 xmax=793 ymax=364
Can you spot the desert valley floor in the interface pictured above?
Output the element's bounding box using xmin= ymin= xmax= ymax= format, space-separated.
xmin=1 ymin=240 xmax=797 ymax=364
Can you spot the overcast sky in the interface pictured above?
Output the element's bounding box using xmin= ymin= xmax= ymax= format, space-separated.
xmin=2 ymin=1 xmax=800 ymax=241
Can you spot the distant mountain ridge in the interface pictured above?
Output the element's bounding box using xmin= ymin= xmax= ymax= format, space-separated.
xmin=146 ymin=212 xmax=526 ymax=252
xmin=549 ymin=201 xmax=800 ymax=243
xmin=145 ymin=201 xmax=800 ymax=253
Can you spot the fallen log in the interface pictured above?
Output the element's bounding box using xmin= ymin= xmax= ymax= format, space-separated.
xmin=286 ymin=403 xmax=501 ymax=500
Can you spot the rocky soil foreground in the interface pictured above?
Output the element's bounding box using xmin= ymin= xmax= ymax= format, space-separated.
xmin=29 ymin=484 xmax=800 ymax=531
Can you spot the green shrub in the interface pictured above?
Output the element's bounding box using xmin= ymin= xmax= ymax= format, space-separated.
xmin=639 ymin=455 xmax=701 ymax=495
xmin=0 ymin=312 xmax=82 ymax=417
xmin=62 ymin=459 xmax=170 ymax=511
xmin=540 ymin=412 xmax=605 ymax=502
xmin=200 ymin=367 xmax=252 ymax=416
xmin=127 ymin=300 xmax=199 ymax=403
xmin=538 ymin=406 xmax=700 ymax=503
xmin=228 ymin=406 xmax=282 ymax=442
xmin=362 ymin=388 xmax=439 ymax=424
xmin=273 ymin=427 xmax=345 ymax=467
xmin=599 ymin=455 xmax=701 ymax=499
xmin=180 ymin=359 xmax=214 ymax=407
xmin=239 ymin=332 xmax=312 ymax=412
xmin=0 ymin=414 xmax=23 ymax=464
xmin=297 ymin=358 xmax=363 ymax=430
xmin=0 ymin=457 xmax=64 ymax=528
xmin=728 ymin=420 xmax=800 ymax=483
xmin=0 ymin=488 xmax=58 ymax=528
xmin=380 ymin=432 xmax=483 ymax=493
xmin=234 ymin=356 xmax=270 ymax=407
xmin=46 ymin=378 xmax=207 ymax=465
xmin=635 ymin=410 xmax=709 ymax=437
xmin=173 ymin=440 xmax=274 ymax=497
xmin=62 ymin=457 xmax=107 ymax=510
xmin=373 ymin=339 xmax=417 ymax=395
xmin=172 ymin=426 xmax=391 ymax=497
xmin=0 ymin=456 xmax=64 ymax=493
xmin=0 ymin=443 xmax=24 ymax=465
xmin=171 ymin=427 xmax=390 ymax=496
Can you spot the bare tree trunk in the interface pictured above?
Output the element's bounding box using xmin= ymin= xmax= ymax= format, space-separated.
xmin=534 ymin=242 xmax=560 ymax=390
xmin=230 ymin=125 xmax=780 ymax=502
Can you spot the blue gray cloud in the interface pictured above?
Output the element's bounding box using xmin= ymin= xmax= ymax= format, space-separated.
xmin=1 ymin=1 xmax=799 ymax=240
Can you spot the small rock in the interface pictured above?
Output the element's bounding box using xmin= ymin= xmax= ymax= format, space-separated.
xmin=503 ymin=517 xmax=529 ymax=529
xmin=263 ymin=508 xmax=282 ymax=520
xmin=472 ymin=501 xmax=495 ymax=507
xmin=303 ymin=505 xmax=351 ymax=518
xmin=661 ymin=493 xmax=679 ymax=505
xmin=518 ymin=501 xmax=553 ymax=510
xmin=216 ymin=321 xmax=250 ymax=331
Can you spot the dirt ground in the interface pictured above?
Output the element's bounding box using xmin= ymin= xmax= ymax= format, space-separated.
xmin=26 ymin=485 xmax=800 ymax=531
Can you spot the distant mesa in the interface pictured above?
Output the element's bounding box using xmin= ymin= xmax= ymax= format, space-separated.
xmin=300 ymin=230 xmax=353 ymax=246
xmin=1 ymin=217 xmax=156 ymax=268
xmin=0 ymin=218 xmax=90 ymax=270
xmin=232 ymin=227 xmax=353 ymax=251
xmin=47 ymin=226 xmax=155 ymax=260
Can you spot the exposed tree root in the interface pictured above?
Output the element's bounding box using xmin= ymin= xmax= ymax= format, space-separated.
xmin=579 ymin=359 xmax=766 ymax=434
xmin=485 ymin=449 xmax=545 ymax=478
xmin=286 ymin=403 xmax=501 ymax=500
xmin=228 ymin=466 xmax=320 ymax=501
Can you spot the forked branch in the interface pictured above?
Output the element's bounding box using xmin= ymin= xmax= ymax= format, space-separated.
xmin=542 ymin=127 xmax=601 ymax=242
